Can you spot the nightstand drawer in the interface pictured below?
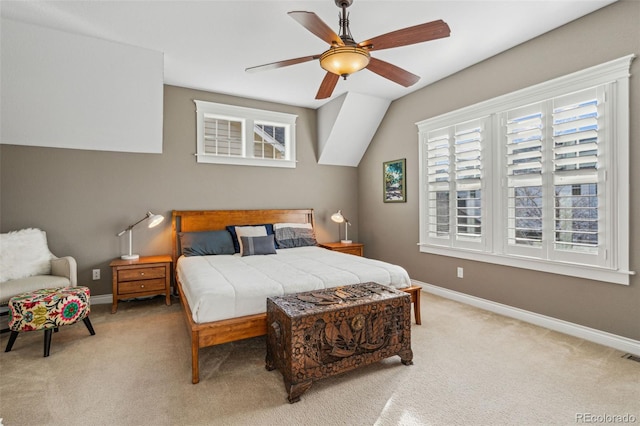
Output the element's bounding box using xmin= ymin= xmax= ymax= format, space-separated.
xmin=118 ymin=266 xmax=165 ymax=282
xmin=118 ymin=278 xmax=167 ymax=295
xmin=337 ymin=247 xmax=363 ymax=256
xmin=319 ymin=242 xmax=364 ymax=257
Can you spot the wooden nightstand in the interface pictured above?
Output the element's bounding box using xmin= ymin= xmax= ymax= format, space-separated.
xmin=109 ymin=255 xmax=172 ymax=314
xmin=401 ymin=285 xmax=422 ymax=325
xmin=318 ymin=242 xmax=364 ymax=257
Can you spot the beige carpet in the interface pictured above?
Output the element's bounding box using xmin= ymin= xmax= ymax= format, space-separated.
xmin=1 ymin=292 xmax=638 ymax=426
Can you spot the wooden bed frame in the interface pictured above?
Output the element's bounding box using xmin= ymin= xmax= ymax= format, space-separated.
xmin=171 ymin=209 xmax=315 ymax=384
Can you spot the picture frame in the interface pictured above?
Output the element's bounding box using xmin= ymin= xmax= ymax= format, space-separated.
xmin=383 ymin=158 xmax=406 ymax=203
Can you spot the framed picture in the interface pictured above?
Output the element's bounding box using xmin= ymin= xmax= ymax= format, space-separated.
xmin=383 ymin=158 xmax=406 ymax=203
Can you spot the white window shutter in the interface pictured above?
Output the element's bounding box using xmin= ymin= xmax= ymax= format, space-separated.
xmin=425 ymin=129 xmax=451 ymax=242
xmin=504 ymin=105 xmax=544 ymax=253
xmin=203 ymin=115 xmax=243 ymax=157
xmin=454 ymin=120 xmax=484 ymax=245
xmin=551 ymin=87 xmax=604 ymax=263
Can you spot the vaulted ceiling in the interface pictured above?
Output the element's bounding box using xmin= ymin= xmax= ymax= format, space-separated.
xmin=0 ymin=1 xmax=615 ymax=109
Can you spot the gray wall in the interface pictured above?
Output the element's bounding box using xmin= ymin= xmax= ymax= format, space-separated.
xmin=0 ymin=86 xmax=359 ymax=296
xmin=358 ymin=0 xmax=640 ymax=340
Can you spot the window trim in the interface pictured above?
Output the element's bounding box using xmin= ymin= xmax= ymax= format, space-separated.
xmin=417 ymin=54 xmax=634 ymax=285
xmin=194 ymin=100 xmax=297 ymax=168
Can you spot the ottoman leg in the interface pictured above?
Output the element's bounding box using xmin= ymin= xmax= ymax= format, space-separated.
xmin=83 ymin=317 xmax=96 ymax=335
xmin=44 ymin=329 xmax=52 ymax=357
xmin=4 ymin=331 xmax=19 ymax=352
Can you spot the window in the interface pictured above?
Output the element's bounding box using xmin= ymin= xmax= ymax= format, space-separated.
xmin=424 ymin=117 xmax=490 ymax=251
xmin=501 ymin=87 xmax=609 ymax=267
xmin=195 ymin=101 xmax=297 ymax=168
xmin=417 ymin=55 xmax=634 ymax=285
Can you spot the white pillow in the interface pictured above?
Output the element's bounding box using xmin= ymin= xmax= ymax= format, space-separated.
xmin=0 ymin=228 xmax=54 ymax=282
xmin=234 ymin=226 xmax=267 ymax=254
xmin=273 ymin=222 xmax=313 ymax=230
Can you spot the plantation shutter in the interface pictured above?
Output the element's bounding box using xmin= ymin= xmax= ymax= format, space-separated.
xmin=203 ymin=115 xmax=243 ymax=157
xmin=425 ymin=128 xmax=451 ymax=242
xmin=551 ymin=87 xmax=603 ymax=258
xmin=505 ymin=104 xmax=544 ymax=253
xmin=454 ymin=120 xmax=484 ymax=243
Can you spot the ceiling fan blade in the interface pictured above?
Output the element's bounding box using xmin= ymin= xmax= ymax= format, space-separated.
xmin=315 ymin=72 xmax=340 ymax=100
xmin=245 ymin=55 xmax=320 ymax=73
xmin=288 ymin=11 xmax=344 ymax=47
xmin=358 ymin=19 xmax=450 ymax=51
xmin=366 ymin=57 xmax=420 ymax=87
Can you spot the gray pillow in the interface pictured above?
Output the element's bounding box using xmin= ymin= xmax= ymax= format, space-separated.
xmin=240 ymin=235 xmax=277 ymax=256
xmin=274 ymin=226 xmax=317 ymax=248
xmin=179 ymin=230 xmax=235 ymax=256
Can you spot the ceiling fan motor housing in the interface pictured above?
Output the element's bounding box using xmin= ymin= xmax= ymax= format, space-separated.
xmin=335 ymin=0 xmax=353 ymax=8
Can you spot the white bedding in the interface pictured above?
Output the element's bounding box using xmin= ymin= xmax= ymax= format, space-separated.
xmin=177 ymin=246 xmax=411 ymax=324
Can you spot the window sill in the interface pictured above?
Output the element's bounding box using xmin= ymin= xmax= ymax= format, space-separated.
xmin=196 ymin=155 xmax=296 ymax=168
xmin=418 ymin=244 xmax=631 ymax=285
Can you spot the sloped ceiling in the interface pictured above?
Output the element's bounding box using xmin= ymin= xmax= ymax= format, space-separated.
xmin=0 ymin=1 xmax=616 ymax=162
xmin=318 ymin=93 xmax=390 ymax=167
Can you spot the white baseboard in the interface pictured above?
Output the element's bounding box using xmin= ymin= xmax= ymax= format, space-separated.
xmin=91 ymin=294 xmax=113 ymax=305
xmin=90 ymin=292 xmax=171 ymax=305
xmin=413 ymin=280 xmax=640 ymax=357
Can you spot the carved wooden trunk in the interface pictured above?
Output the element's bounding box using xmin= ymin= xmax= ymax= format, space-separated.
xmin=266 ymin=282 xmax=413 ymax=403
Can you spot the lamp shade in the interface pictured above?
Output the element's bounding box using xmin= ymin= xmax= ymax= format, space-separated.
xmin=331 ymin=210 xmax=346 ymax=224
xmin=147 ymin=213 xmax=164 ymax=228
xmin=320 ymin=46 xmax=370 ymax=78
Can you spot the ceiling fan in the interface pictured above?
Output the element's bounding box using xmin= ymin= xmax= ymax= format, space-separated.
xmin=245 ymin=0 xmax=451 ymax=100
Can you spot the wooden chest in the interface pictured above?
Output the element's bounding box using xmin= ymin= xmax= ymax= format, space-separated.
xmin=266 ymin=282 xmax=413 ymax=403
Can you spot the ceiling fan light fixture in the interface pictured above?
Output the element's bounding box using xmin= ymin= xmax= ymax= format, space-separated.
xmin=320 ymin=45 xmax=370 ymax=78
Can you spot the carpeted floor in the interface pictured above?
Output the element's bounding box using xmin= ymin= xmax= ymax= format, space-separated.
xmin=0 ymin=292 xmax=638 ymax=426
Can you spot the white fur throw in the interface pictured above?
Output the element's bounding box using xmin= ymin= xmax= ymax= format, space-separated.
xmin=0 ymin=228 xmax=54 ymax=283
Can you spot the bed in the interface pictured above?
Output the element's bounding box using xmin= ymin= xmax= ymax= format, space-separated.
xmin=172 ymin=209 xmax=411 ymax=384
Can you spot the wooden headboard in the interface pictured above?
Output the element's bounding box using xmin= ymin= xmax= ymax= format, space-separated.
xmin=171 ymin=209 xmax=314 ymax=264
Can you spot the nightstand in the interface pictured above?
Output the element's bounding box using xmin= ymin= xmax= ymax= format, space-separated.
xmin=109 ymin=255 xmax=172 ymax=313
xmin=318 ymin=242 xmax=364 ymax=257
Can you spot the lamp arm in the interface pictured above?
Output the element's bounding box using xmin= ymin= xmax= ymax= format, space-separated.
xmin=116 ymin=212 xmax=152 ymax=236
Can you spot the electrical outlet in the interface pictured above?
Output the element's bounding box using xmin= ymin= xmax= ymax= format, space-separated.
xmin=92 ymin=269 xmax=100 ymax=280
xmin=457 ymin=267 xmax=464 ymax=279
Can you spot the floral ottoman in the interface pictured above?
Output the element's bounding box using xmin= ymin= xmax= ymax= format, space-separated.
xmin=4 ymin=286 xmax=95 ymax=357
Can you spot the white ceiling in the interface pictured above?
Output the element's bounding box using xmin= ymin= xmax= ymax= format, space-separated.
xmin=1 ymin=0 xmax=616 ymax=109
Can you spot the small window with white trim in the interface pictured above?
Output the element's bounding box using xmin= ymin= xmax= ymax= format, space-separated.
xmin=195 ymin=100 xmax=297 ymax=168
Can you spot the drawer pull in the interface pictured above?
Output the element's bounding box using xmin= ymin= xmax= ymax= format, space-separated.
xmin=140 ymin=272 xmax=145 ymax=276
xmin=141 ymin=284 xmax=145 ymax=288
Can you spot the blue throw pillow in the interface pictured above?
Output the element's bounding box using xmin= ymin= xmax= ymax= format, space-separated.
xmin=179 ymin=230 xmax=235 ymax=256
xmin=240 ymin=235 xmax=277 ymax=256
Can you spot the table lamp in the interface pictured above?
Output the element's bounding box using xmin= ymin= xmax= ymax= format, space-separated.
xmin=331 ymin=210 xmax=352 ymax=244
xmin=117 ymin=211 xmax=164 ymax=260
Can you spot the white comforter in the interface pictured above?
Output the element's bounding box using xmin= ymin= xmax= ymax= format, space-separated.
xmin=177 ymin=246 xmax=411 ymax=323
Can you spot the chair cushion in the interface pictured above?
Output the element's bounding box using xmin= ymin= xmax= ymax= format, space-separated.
xmin=0 ymin=275 xmax=70 ymax=305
